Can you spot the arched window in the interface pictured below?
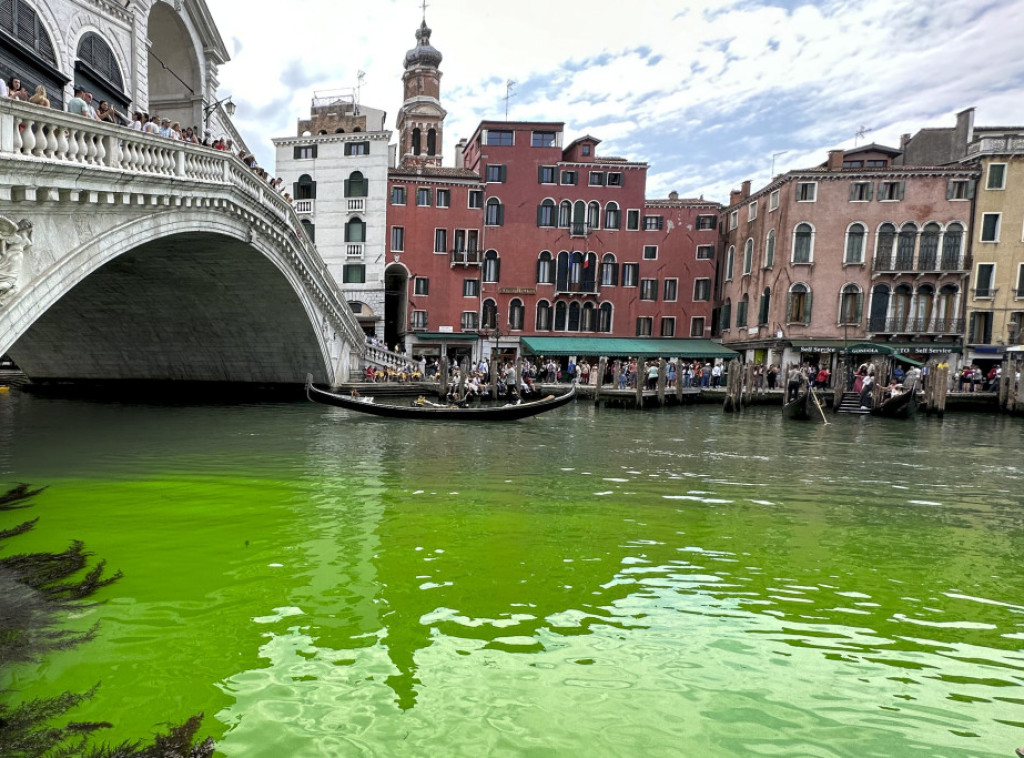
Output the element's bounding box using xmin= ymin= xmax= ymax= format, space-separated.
xmin=737 ymin=294 xmax=749 ymax=328
xmin=334 ymin=128 xmax=345 ymax=134
xmin=412 ymin=127 xmax=421 ymax=155
xmin=600 ymin=253 xmax=618 ymax=286
xmin=581 ymin=302 xmax=596 ymax=332
xmin=568 ymin=301 xmax=582 ymax=331
xmin=588 ymin=201 xmax=601 ymax=230
xmin=3 ymin=1 xmax=57 ymax=65
xmin=537 ymin=199 xmax=556 ymax=227
xmin=300 ymin=219 xmax=315 ymax=243
xmin=344 ymin=170 xmax=368 ymax=198
xmin=720 ymin=298 xmax=732 ymax=331
xmin=896 ymin=223 xmax=918 ymax=270
xmin=743 ymin=238 xmax=754 ymax=275
xmin=483 ymin=250 xmax=500 ymax=282
xmin=839 ymin=284 xmax=863 ymax=325
xmin=509 ymin=298 xmax=524 ymax=330
xmin=725 ymin=245 xmax=735 ymax=280
xmin=845 ymin=223 xmax=866 ymax=264
xmin=536 ymin=300 xmax=552 ymax=331
xmin=869 ymin=284 xmax=891 ymax=331
xmin=485 ymin=197 xmax=504 ymax=226
xmin=481 ymin=299 xmax=498 ymax=329
xmin=935 ymin=284 xmax=958 ymax=331
xmin=941 ymin=223 xmax=964 ymax=269
xmin=554 ymin=301 xmax=568 ymax=331
xmin=345 ymin=217 xmax=365 ymax=242
xmin=295 ymin=174 xmax=316 ymax=200
xmin=764 ymin=229 xmax=775 ymax=269
xmin=537 ymin=251 xmax=554 ymax=284
xmin=568 ymin=251 xmax=584 ymax=291
xmin=581 ymin=252 xmax=597 ymax=293
xmin=919 ymin=223 xmax=941 ymax=269
xmin=572 ymin=200 xmax=586 ymax=235
xmin=787 ymin=283 xmax=812 ymax=324
xmin=427 ymin=128 xmax=437 ymax=156
xmin=914 ymin=284 xmax=935 ymax=330
xmin=77 ymin=32 xmax=127 ymax=114
xmin=556 ymin=251 xmax=570 ymax=291
xmin=892 ymin=283 xmax=912 ymax=330
xmin=605 ymin=201 xmax=620 ymax=230
xmin=558 ymin=201 xmax=572 ymax=228
xmin=792 ymin=222 xmax=814 ymax=263
xmin=875 ymin=223 xmax=897 ymax=271
xmin=758 ymin=287 xmax=771 ymax=326
xmin=598 ymin=302 xmax=613 ymax=333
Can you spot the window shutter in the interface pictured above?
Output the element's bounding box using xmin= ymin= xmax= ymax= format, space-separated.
xmin=494 ymin=258 xmax=501 ymax=282
xmin=497 ymin=204 xmax=505 ymax=226
xmin=344 ymin=178 xmax=351 ymax=197
xmin=611 ymin=262 xmax=618 ymax=286
xmin=897 ymin=181 xmax=905 ymax=200
xmin=967 ymin=180 xmax=976 ymax=199
xmin=537 ymin=205 xmax=544 ymax=226
xmin=804 ymin=291 xmax=813 ymax=323
xmin=946 ymin=181 xmax=956 ymax=200
xmin=293 ymin=146 xmax=301 ymax=160
xmin=538 ymin=166 xmax=545 ymax=183
xmin=292 ymin=181 xmax=299 ymax=197
xmin=866 ymin=183 xmax=873 ymax=201
xmin=499 ymin=166 xmax=507 ymax=182
xmin=556 ymin=256 xmax=569 ymax=291
xmin=854 ymin=293 xmax=864 ymax=323
xmin=850 ymin=183 xmax=859 ymax=201
xmin=968 ymin=312 xmax=976 ymax=342
xmin=984 ymin=314 xmax=993 ymax=344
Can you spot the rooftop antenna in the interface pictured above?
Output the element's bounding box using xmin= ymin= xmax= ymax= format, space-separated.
xmin=504 ymin=79 xmax=516 ymax=121
xmin=854 ymin=125 xmax=872 ymax=146
xmin=356 ymin=70 xmax=365 ymax=103
xmin=770 ymin=150 xmax=788 ymax=177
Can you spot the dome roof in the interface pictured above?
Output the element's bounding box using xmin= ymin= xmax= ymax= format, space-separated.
xmin=404 ymin=20 xmax=442 ymax=69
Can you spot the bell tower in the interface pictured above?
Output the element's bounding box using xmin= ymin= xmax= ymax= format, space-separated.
xmin=396 ymin=14 xmax=446 ymax=167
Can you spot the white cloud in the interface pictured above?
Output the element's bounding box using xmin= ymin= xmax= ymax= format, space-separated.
xmin=205 ymin=0 xmax=1024 ymax=203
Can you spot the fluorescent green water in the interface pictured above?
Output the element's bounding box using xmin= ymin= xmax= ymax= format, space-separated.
xmin=2 ymin=391 xmax=1023 ymax=757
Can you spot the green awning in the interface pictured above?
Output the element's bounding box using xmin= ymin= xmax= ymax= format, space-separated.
xmin=519 ymin=337 xmax=738 ymax=359
xmin=885 ymin=342 xmax=961 ymax=355
xmin=411 ymin=332 xmax=480 ymax=340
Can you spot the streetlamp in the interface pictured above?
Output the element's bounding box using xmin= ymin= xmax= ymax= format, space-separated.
xmin=203 ymin=96 xmax=236 ymax=130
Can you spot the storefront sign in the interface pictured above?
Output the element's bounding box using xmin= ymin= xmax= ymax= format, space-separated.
xmin=497 ymin=287 xmax=536 ymax=295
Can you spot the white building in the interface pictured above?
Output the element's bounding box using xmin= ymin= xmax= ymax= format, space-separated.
xmin=272 ymin=92 xmax=392 ymax=341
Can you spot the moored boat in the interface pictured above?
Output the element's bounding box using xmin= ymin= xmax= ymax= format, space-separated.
xmin=869 ymin=389 xmax=918 ymax=419
xmin=782 ymin=390 xmax=814 ymax=421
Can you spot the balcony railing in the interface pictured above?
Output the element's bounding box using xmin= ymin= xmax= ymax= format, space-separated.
xmin=294 ymin=199 xmax=314 ymax=215
xmin=966 ymin=135 xmax=1024 ymax=156
xmin=873 ymin=253 xmax=971 ymax=273
xmin=451 ymin=249 xmax=483 ymax=266
xmin=971 ymin=287 xmax=998 ymax=299
xmin=347 ymin=198 xmax=365 ymax=213
xmin=867 ymin=317 xmax=965 ymax=334
xmin=346 ymin=243 xmax=364 ymax=258
xmin=554 ymin=281 xmax=599 ymax=296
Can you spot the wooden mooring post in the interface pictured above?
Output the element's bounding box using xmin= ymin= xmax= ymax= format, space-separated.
xmin=924 ymin=361 xmax=949 ymax=417
xmin=723 ymin=358 xmax=742 ymax=412
xmin=595 ymin=357 xmax=607 ymax=405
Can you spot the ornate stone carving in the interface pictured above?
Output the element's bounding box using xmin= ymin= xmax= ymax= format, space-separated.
xmin=0 ymin=218 xmax=33 ymax=305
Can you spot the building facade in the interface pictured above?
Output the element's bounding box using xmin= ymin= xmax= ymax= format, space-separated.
xmin=718 ymin=145 xmax=978 ymax=372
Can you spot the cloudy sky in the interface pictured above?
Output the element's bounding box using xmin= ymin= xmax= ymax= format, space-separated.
xmin=206 ymin=0 xmax=1024 ymax=205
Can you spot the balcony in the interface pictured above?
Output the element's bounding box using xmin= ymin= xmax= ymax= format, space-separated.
xmin=872 ymin=253 xmax=971 ymax=274
xmin=966 ymin=135 xmax=1024 ymax=157
xmin=867 ymin=317 xmax=965 ymax=334
xmin=346 ymin=243 xmax=364 ymax=258
xmin=570 ymin=221 xmax=592 ymax=237
xmin=346 ymin=197 xmax=365 ymax=214
xmin=294 ymin=199 xmax=314 ymax=215
xmin=554 ymin=281 xmax=599 ymax=296
xmin=451 ymin=249 xmax=483 ymax=266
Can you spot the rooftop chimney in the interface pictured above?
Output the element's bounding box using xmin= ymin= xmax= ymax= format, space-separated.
xmin=827 ymin=150 xmax=845 ymax=170
xmin=669 ymin=190 xmax=679 ymax=201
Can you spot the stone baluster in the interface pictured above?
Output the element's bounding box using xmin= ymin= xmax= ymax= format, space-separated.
xmin=11 ymin=115 xmax=24 ymax=153
xmin=20 ymin=120 xmax=36 ymax=156
xmin=43 ymin=123 xmax=58 ymax=159
xmin=84 ymin=132 xmax=98 ymax=164
xmin=56 ymin=125 xmax=69 ymax=159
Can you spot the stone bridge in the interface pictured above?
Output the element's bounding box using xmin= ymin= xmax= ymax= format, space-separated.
xmin=0 ymin=99 xmax=365 ymax=385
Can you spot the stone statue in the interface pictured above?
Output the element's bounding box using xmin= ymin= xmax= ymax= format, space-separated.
xmin=0 ymin=218 xmax=33 ymax=305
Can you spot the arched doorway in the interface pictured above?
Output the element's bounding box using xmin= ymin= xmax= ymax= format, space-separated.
xmin=384 ymin=264 xmax=409 ymax=350
xmin=146 ymin=2 xmax=201 ymax=129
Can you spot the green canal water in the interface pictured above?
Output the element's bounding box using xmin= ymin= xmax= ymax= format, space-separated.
xmin=1 ymin=389 xmax=1023 ymax=757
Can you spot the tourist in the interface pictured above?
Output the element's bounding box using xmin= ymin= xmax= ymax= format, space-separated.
xmin=711 ymin=362 xmax=723 ymax=388
xmin=28 ymin=84 xmax=49 ymax=107
xmin=66 ymin=87 xmax=88 ymax=116
xmin=815 ymin=366 xmax=830 ymax=389
xmin=859 ymin=372 xmax=875 ymax=409
xmin=82 ymin=91 xmax=99 ymax=119
xmin=8 ymin=77 xmax=29 ymax=100
xmin=580 ymin=361 xmax=590 ymax=386
xmin=646 ymin=361 xmax=659 ymax=390
xmin=96 ymin=100 xmax=117 ymax=123
xmin=144 ymin=114 xmax=160 ymax=134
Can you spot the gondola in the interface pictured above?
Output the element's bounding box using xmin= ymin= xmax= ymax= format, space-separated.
xmin=782 ymin=389 xmax=814 ymax=421
xmin=306 ymin=378 xmax=576 ymax=420
xmin=869 ymin=389 xmax=918 ymax=419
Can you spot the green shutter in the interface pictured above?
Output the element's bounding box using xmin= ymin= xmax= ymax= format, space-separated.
xmin=897 ymin=181 xmax=905 ymax=200
xmin=803 ymin=291 xmax=813 ymax=323
xmin=946 ymin=181 xmax=954 ymax=201
xmin=850 ymin=183 xmax=859 ymax=201
xmin=967 ymin=180 xmax=976 ymax=199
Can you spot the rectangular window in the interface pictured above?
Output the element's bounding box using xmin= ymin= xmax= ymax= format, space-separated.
xmin=975 ymin=263 xmax=995 ymax=298
xmin=468 ymin=190 xmax=483 ymax=209
xmin=696 ymin=215 xmax=716 ymax=230
xmin=589 ymin=171 xmax=605 ymax=186
xmin=531 ymin=131 xmax=556 ymax=147
xmin=736 ymin=298 xmax=749 ymax=327
xmin=414 ymin=277 xmax=429 ymax=295
xmin=626 ymin=210 xmax=640 ymax=230
xmin=486 ymin=164 xmax=506 ymax=183
xmin=769 ymin=189 xmax=780 ymax=211
xmin=461 ymin=311 xmax=479 ymax=330
xmin=850 ymin=181 xmax=872 ymax=201
xmin=689 ymin=317 xmax=706 ymax=337
xmin=293 ymin=145 xmax=317 ymax=160
xmin=796 ymin=182 xmax=817 ymax=202
xmin=416 ymin=187 xmax=431 ymax=206
xmin=693 ymin=278 xmax=711 ymax=301
xmin=643 ymin=215 xmax=664 ymax=231
xmin=866 ymin=159 xmax=887 ymax=168
xmin=636 ymin=317 xmax=653 ymax=337
xmin=434 ymin=228 xmax=447 ymax=253
xmin=664 ymin=279 xmax=678 ymax=301
xmin=344 ymin=141 xmax=369 ymax=156
xmin=748 ymin=201 xmax=758 ymax=222
xmin=878 ymin=180 xmax=904 ymax=201
xmin=1016 ymin=264 xmax=1024 ymax=298
xmin=660 ymin=317 xmax=675 ymax=337
xmin=463 ymin=279 xmax=479 ymax=297
xmin=729 ymin=210 xmax=738 ymax=230
xmin=643 ymin=245 xmax=658 ymax=260
xmin=436 ymin=189 xmax=450 ymax=208
xmin=607 ymin=172 xmax=623 ymax=186
xmin=390 ymin=226 xmax=404 ymax=252
xmin=538 ymin=165 xmax=556 ymax=184
xmin=640 ymin=279 xmax=658 ymax=300
xmin=843 ymin=160 xmax=863 ymax=168
xmin=410 ymin=310 xmax=427 ymax=329
xmin=981 ymin=212 xmax=1001 ymax=242
xmin=621 ymin=263 xmax=639 ymax=287
xmin=485 ymin=130 xmax=514 ymax=146
xmin=391 ymin=185 xmax=406 ymax=205
xmin=561 ymin=170 xmax=577 ymax=185
xmin=696 ymin=245 xmax=714 ymax=260
xmin=947 ymin=179 xmax=973 ymax=200
xmin=987 ymin=163 xmax=1007 ymax=190
xmin=343 ymin=264 xmax=366 ymax=284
